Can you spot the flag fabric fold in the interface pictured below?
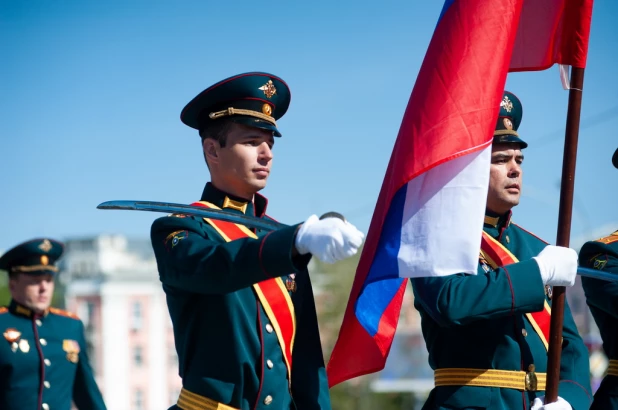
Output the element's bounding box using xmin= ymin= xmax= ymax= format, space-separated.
xmin=326 ymin=0 xmax=594 ymax=388
xmin=509 ymin=0 xmax=594 ymax=72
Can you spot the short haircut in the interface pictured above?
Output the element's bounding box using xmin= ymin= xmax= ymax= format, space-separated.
xmin=198 ymin=118 xmax=235 ymax=148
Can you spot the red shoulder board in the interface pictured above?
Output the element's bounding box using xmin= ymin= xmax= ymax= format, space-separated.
xmin=49 ymin=307 xmax=80 ymax=320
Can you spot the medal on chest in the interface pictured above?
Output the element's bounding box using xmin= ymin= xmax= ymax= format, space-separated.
xmin=3 ymin=328 xmax=21 ymax=352
xmin=285 ymin=274 xmax=297 ymax=293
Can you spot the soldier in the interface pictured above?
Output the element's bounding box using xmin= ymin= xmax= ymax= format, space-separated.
xmin=579 ymin=147 xmax=618 ymax=410
xmin=0 ymin=238 xmax=107 ymax=410
xmin=410 ymin=91 xmax=592 ymax=410
xmin=150 ymin=72 xmax=364 ymax=409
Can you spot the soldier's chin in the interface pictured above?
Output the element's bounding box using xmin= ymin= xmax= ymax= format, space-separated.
xmin=33 ymin=300 xmax=51 ymax=312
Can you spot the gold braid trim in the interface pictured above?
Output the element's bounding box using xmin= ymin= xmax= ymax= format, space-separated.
xmin=209 ymin=107 xmax=276 ymax=126
xmin=11 ymin=265 xmax=58 ymax=273
xmin=494 ymin=130 xmax=520 ymax=137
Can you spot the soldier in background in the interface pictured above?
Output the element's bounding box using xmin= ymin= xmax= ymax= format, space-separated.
xmin=579 ymin=147 xmax=618 ymax=410
xmin=0 ymin=237 xmax=107 ymax=410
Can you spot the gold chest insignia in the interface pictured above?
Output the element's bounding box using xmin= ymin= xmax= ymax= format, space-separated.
xmin=63 ymin=339 xmax=80 ymax=363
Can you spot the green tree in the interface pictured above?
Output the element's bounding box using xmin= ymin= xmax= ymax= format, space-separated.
xmin=312 ymin=248 xmax=414 ymax=410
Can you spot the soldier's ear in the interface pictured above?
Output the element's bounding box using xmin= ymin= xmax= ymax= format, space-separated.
xmin=203 ymin=138 xmax=220 ymax=165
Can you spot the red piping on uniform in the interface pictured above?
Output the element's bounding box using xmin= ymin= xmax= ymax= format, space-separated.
xmin=561 ymin=380 xmax=592 ymax=402
xmin=253 ymin=299 xmax=265 ymax=410
xmin=32 ymin=315 xmax=45 ymax=410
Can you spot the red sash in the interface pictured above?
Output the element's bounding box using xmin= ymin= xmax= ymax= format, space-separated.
xmin=480 ymin=231 xmax=551 ymax=350
xmin=191 ymin=201 xmax=296 ymax=380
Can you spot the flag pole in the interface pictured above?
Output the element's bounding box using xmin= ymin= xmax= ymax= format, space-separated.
xmin=544 ymin=66 xmax=586 ymax=402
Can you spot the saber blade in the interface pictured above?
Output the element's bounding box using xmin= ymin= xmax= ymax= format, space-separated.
xmin=97 ymin=200 xmax=287 ymax=232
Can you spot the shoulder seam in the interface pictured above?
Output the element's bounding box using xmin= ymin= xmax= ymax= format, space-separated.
xmin=512 ymin=223 xmax=549 ymax=244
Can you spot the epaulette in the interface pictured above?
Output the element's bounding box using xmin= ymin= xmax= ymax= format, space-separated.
xmin=0 ymin=307 xmax=8 ymax=315
xmin=596 ymin=231 xmax=618 ymax=245
xmin=48 ymin=307 xmax=80 ymax=320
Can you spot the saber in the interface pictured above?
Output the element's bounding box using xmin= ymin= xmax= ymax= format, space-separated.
xmin=576 ymin=266 xmax=618 ymax=283
xmin=97 ymin=201 xmax=618 ymax=283
xmin=97 ymin=200 xmax=344 ymax=232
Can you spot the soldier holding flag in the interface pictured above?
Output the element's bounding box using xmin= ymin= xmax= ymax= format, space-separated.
xmin=410 ymin=92 xmax=592 ymax=410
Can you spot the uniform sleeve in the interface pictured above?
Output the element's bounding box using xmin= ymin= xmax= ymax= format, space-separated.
xmin=73 ymin=320 xmax=107 ymax=410
xmin=557 ymin=299 xmax=593 ymax=410
xmin=290 ymin=277 xmax=332 ymax=409
xmin=580 ymin=239 xmax=618 ymax=319
xmin=410 ymin=259 xmax=545 ymax=326
xmin=151 ymin=215 xmax=311 ymax=294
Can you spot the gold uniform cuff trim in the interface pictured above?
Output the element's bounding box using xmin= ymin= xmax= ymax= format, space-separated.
xmin=209 ymin=107 xmax=277 ymax=126
xmin=435 ymin=368 xmax=546 ymax=391
xmin=608 ymin=360 xmax=618 ymax=377
xmin=177 ymin=388 xmax=238 ymax=410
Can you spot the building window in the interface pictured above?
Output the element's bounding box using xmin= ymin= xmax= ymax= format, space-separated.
xmin=134 ymin=346 xmax=143 ymax=367
xmin=131 ymin=301 xmax=142 ymax=331
xmin=134 ymin=388 xmax=144 ymax=410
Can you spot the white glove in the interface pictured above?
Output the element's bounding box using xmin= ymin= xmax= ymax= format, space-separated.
xmin=533 ymin=245 xmax=578 ymax=287
xmin=530 ymin=396 xmax=572 ymax=410
xmin=294 ymin=215 xmax=365 ymax=264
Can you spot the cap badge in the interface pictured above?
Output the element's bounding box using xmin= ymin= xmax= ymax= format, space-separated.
xmin=259 ymin=80 xmax=277 ymax=99
xmin=262 ymin=104 xmax=273 ymax=116
xmin=500 ymin=95 xmax=513 ymax=113
xmin=38 ymin=239 xmax=52 ymax=253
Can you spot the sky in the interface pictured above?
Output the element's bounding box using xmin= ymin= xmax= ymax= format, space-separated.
xmin=1 ymin=0 xmax=617 ymax=254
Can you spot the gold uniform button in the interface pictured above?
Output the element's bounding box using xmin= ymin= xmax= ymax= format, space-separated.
xmin=42 ymin=404 xmax=49 ymax=410
xmin=266 ymin=359 xmax=274 ymax=369
xmin=265 ymin=324 xmax=274 ymax=333
xmin=40 ymin=338 xmax=47 ymax=346
xmin=36 ymin=319 xmax=42 ymax=327
xmin=44 ymin=381 xmax=50 ymax=388
xmin=44 ymin=359 xmax=51 ymax=366
xmin=506 ymin=235 xmax=510 ymax=244
xmin=522 ymin=329 xmax=528 ymax=337
xmin=264 ymin=395 xmax=273 ymax=405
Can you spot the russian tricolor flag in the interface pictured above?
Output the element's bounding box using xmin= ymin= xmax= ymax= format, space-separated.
xmin=326 ymin=0 xmax=593 ymax=388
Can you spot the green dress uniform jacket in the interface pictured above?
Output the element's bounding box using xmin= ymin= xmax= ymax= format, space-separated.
xmin=411 ymin=212 xmax=592 ymax=410
xmin=0 ymin=300 xmax=106 ymax=410
xmin=150 ymin=183 xmax=331 ymax=410
xmin=580 ymin=230 xmax=618 ymax=410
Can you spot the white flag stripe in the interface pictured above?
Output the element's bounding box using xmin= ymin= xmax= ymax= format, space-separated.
xmin=398 ymin=145 xmax=491 ymax=278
